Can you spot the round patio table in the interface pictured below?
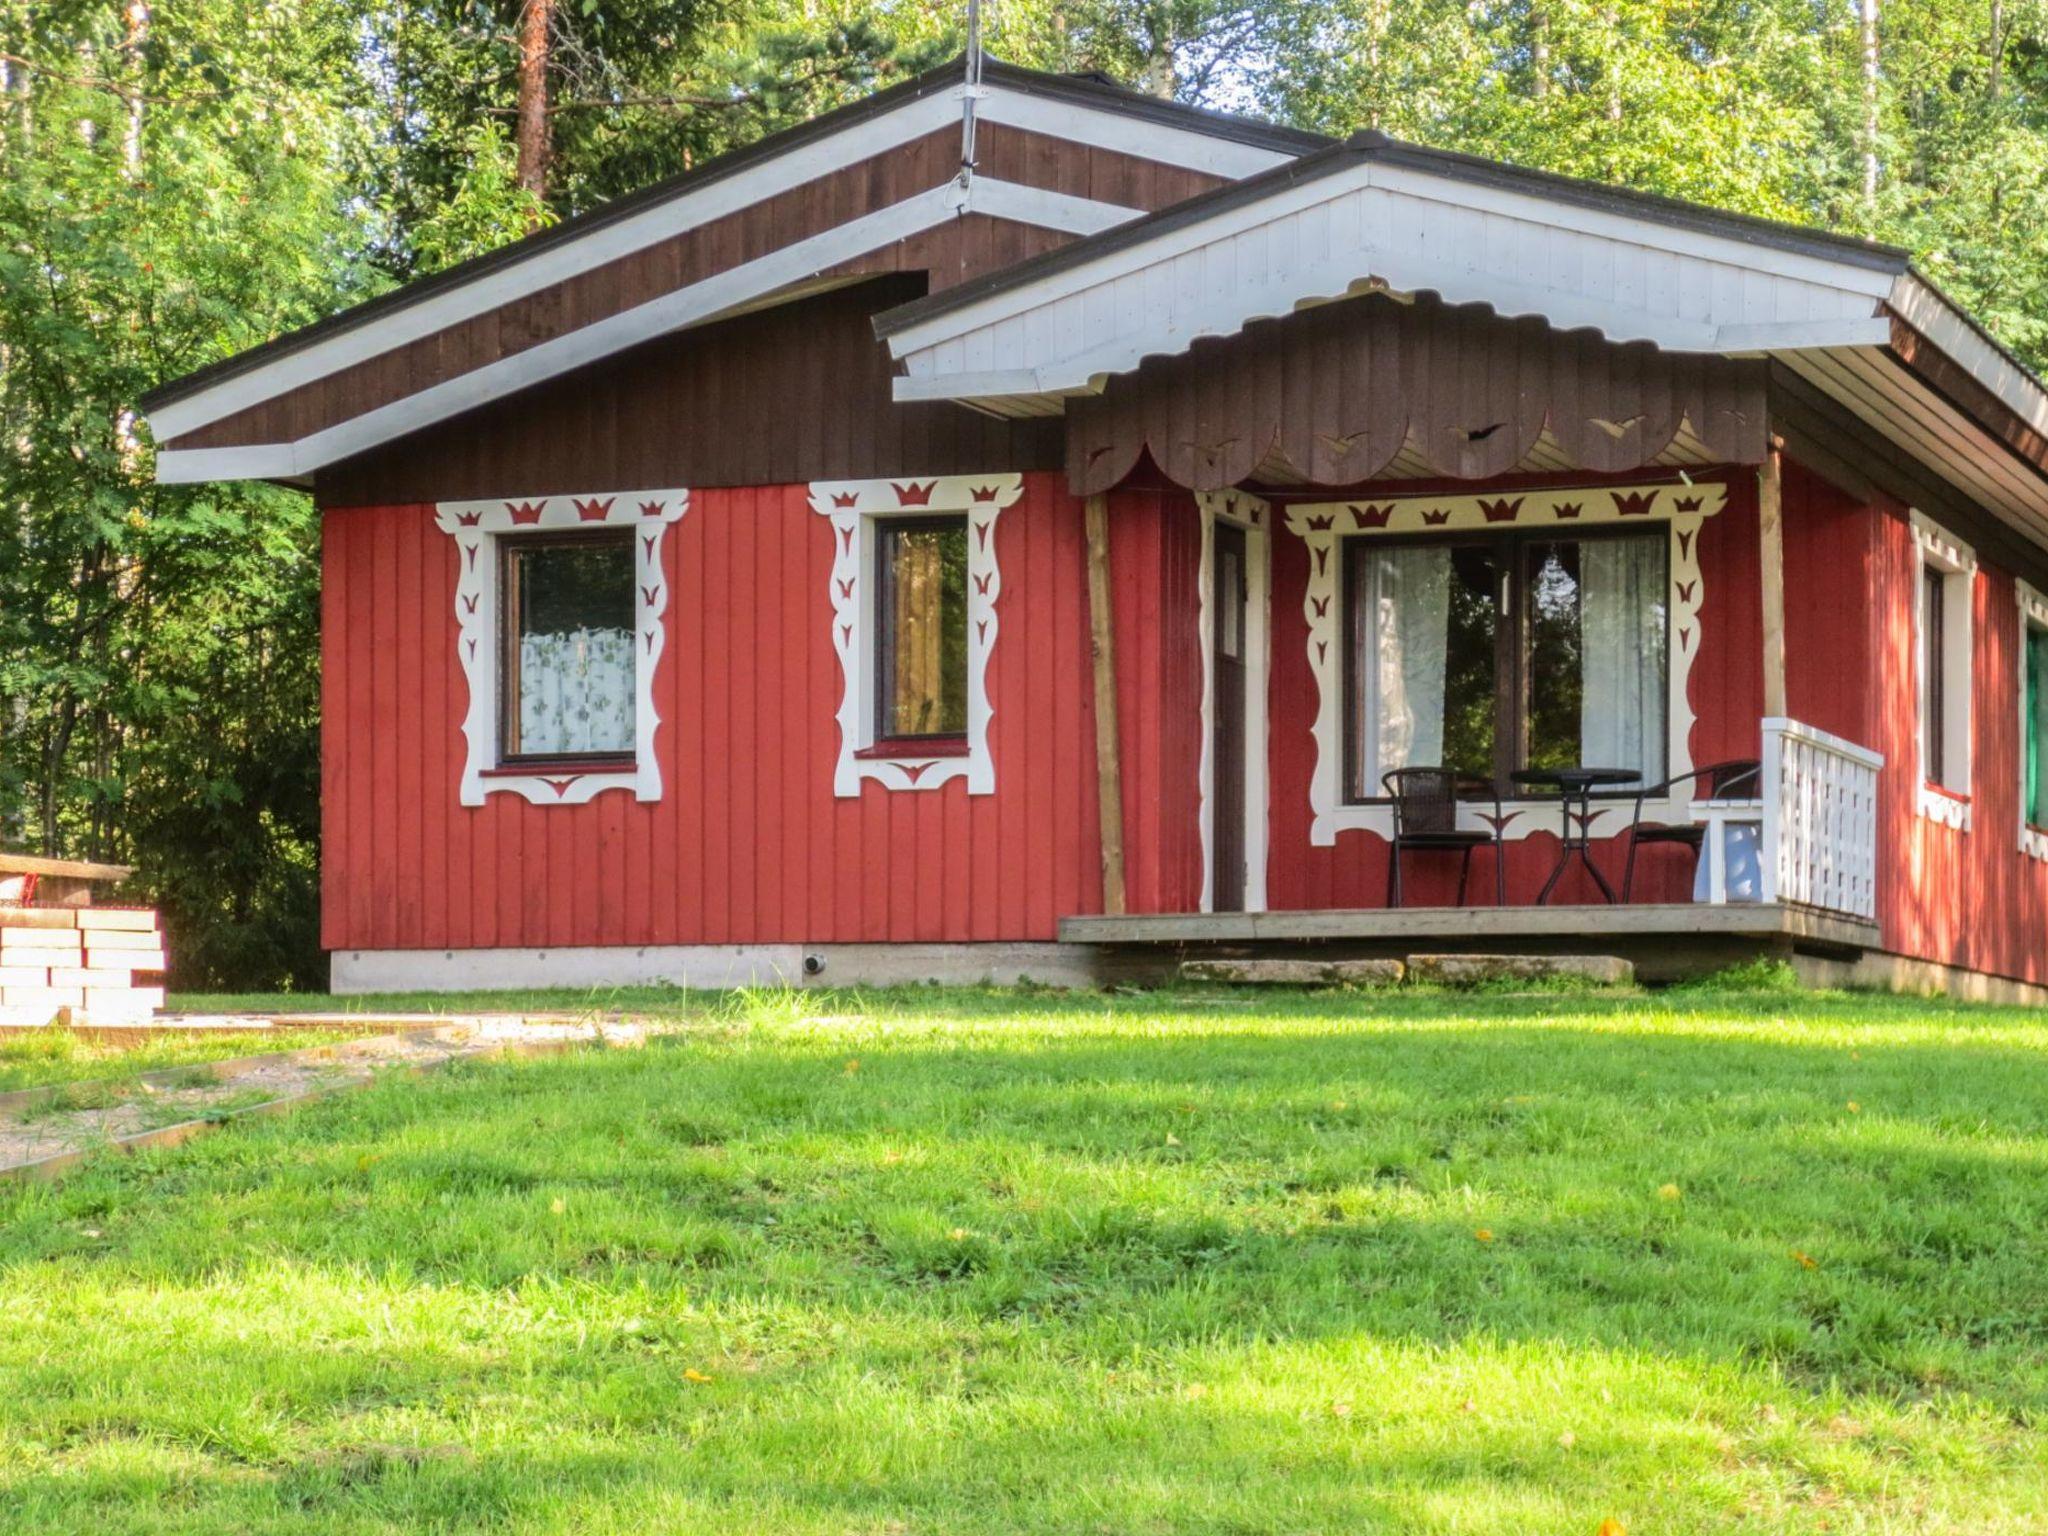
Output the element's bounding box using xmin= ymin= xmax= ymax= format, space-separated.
xmin=1509 ymin=766 xmax=1642 ymax=905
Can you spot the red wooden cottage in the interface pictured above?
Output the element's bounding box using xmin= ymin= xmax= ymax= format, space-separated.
xmin=145 ymin=59 xmax=2048 ymax=1000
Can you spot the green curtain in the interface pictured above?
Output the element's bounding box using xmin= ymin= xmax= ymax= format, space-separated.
xmin=2030 ymin=631 xmax=2048 ymax=828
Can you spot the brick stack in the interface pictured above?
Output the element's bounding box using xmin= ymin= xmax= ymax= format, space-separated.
xmin=0 ymin=907 xmax=167 ymax=1025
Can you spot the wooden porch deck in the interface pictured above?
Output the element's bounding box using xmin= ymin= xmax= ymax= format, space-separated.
xmin=1059 ymin=902 xmax=1880 ymax=984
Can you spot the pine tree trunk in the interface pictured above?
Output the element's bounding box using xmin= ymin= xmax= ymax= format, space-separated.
xmin=515 ymin=0 xmax=554 ymax=218
xmin=1861 ymin=0 xmax=1880 ymax=207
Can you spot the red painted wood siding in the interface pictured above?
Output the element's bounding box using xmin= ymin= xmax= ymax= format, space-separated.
xmin=1264 ymin=471 xmax=1767 ymax=910
xmin=1827 ymin=483 xmax=2048 ymax=985
xmin=321 ymin=472 xmax=1111 ymax=951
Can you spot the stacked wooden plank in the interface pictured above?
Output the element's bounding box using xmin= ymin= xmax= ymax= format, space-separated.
xmin=0 ymin=906 xmax=166 ymax=1025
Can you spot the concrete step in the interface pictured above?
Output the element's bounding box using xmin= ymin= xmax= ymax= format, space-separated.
xmin=1180 ymin=958 xmax=1406 ymax=987
xmin=1406 ymin=953 xmax=1633 ymax=987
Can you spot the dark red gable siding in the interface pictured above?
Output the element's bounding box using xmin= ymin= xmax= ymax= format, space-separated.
xmin=321 ymin=472 xmax=1132 ymax=952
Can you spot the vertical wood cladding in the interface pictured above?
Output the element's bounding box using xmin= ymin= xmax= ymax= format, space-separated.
xmin=316 ymin=278 xmax=1063 ymax=508
xmin=321 ymin=472 xmax=1119 ymax=951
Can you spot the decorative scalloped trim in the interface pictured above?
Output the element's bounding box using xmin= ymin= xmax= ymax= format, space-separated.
xmin=808 ymin=474 xmax=1022 ymax=796
xmin=434 ymin=490 xmax=689 ymax=806
xmin=1919 ymin=785 xmax=1972 ymax=832
xmin=1283 ymin=480 xmax=1726 ymax=847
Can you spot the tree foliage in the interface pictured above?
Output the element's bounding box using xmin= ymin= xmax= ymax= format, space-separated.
xmin=7 ymin=0 xmax=2048 ymax=987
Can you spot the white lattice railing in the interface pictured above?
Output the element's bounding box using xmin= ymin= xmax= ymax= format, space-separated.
xmin=1759 ymin=717 xmax=1884 ymax=921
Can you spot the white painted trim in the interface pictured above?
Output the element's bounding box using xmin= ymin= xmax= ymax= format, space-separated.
xmin=1284 ymin=480 xmax=1726 ymax=846
xmin=973 ymin=89 xmax=1294 ymax=180
xmin=154 ymin=180 xmax=1142 ymax=482
xmin=433 ymin=490 xmax=689 ymax=806
xmin=146 ymin=73 xmax=1268 ymax=442
xmin=2017 ymin=579 xmax=2048 ymax=861
xmin=807 ymin=473 xmax=1023 ymax=796
xmin=1911 ymin=509 xmax=1977 ymax=828
xmin=331 ymin=940 xmax=1105 ymax=993
xmin=1195 ymin=491 xmax=1271 ymax=912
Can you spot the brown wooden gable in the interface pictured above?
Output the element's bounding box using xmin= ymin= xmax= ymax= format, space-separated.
xmin=1065 ymin=292 xmax=1770 ymax=495
xmin=165 ymin=122 xmax=1229 ymax=458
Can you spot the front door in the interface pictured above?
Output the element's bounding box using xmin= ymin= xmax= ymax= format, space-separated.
xmin=1212 ymin=523 xmax=1248 ymax=912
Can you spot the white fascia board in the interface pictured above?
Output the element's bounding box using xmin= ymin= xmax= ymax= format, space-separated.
xmin=886 ymin=157 xmax=1899 ymax=370
xmin=147 ymin=83 xmax=1271 ymax=444
xmin=154 ymin=180 xmax=1143 ymax=483
xmin=974 ymin=90 xmax=1293 ymax=180
xmin=1889 ymin=272 xmax=2048 ymax=440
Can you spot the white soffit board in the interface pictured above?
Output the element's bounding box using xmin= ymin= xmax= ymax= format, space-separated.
xmin=147 ymin=82 xmax=1293 ymax=445
xmin=887 ymin=158 xmax=1900 ymax=398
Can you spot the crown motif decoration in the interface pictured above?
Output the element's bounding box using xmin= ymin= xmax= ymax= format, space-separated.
xmin=455 ymin=510 xmax=484 ymax=527
xmin=1552 ymin=501 xmax=1584 ymax=520
xmin=1351 ymin=503 xmax=1394 ymax=529
xmin=892 ymin=481 xmax=936 ymax=506
xmin=1305 ymin=512 xmax=1335 ymax=532
xmin=1420 ymin=508 xmax=1453 ymax=526
xmin=830 ymin=491 xmax=860 ymax=509
xmin=970 ymin=484 xmax=1002 ymax=503
xmin=573 ymin=497 xmax=615 ymax=522
xmin=1478 ymin=497 xmax=1524 ymax=524
xmin=638 ymin=500 xmax=667 ymax=518
xmin=1672 ymin=494 xmax=1703 ymax=513
xmin=506 ymin=501 xmax=547 ymax=525
xmin=1611 ymin=490 xmax=1659 ymax=517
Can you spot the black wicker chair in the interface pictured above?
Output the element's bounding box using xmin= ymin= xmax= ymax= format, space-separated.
xmin=1382 ymin=768 xmax=1506 ymax=908
xmin=1620 ymin=758 xmax=1763 ymax=902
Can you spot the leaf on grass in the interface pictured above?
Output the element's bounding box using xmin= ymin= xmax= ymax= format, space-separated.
xmin=1557 ymin=1430 xmax=1577 ymax=1449
xmin=1657 ymin=1183 xmax=1681 ymax=1201
xmin=1474 ymin=1228 xmax=1494 ymax=1243
xmin=1596 ymin=1521 xmax=1626 ymax=1536
xmin=1846 ymin=1100 xmax=1860 ymax=1113
xmin=549 ymin=1197 xmax=567 ymax=1215
xmin=1164 ymin=1133 xmax=1181 ymax=1147
xmin=844 ymin=1059 xmax=860 ymax=1074
xmin=1791 ymin=1248 xmax=1817 ymax=1269
xmin=1330 ymin=1400 xmax=1352 ymax=1418
xmin=683 ymin=1368 xmax=713 ymax=1384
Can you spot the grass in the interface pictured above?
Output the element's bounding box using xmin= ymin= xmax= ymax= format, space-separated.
xmin=0 ymin=1025 xmax=364 ymax=1095
xmin=2 ymin=982 xmax=2046 ymax=1533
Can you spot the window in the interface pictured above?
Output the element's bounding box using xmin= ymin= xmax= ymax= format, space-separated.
xmin=500 ymin=531 xmax=637 ymax=762
xmin=2022 ymin=587 xmax=2048 ymax=844
xmin=874 ymin=516 xmax=968 ymax=741
xmin=1912 ymin=511 xmax=1975 ymax=823
xmin=1345 ymin=529 xmax=1667 ymax=799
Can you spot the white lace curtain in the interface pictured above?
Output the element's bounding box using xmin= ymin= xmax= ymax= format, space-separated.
xmin=1579 ymin=537 xmax=1667 ymax=784
xmin=518 ymin=627 xmax=635 ymax=755
xmin=1370 ymin=545 xmax=1451 ymax=775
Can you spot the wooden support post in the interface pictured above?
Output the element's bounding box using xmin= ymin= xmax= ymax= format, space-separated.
xmin=1084 ymin=493 xmax=1128 ymax=916
xmin=1759 ymin=442 xmax=1788 ymax=720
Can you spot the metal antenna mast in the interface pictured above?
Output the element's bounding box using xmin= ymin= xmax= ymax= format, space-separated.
xmin=958 ymin=0 xmax=983 ymax=190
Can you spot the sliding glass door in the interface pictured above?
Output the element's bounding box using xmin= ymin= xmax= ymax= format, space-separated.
xmin=1345 ymin=529 xmax=1668 ymax=800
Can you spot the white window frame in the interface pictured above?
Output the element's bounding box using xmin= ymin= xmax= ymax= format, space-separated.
xmin=434 ymin=489 xmax=689 ymax=806
xmin=1911 ymin=510 xmax=1975 ymax=830
xmin=1284 ymin=481 xmax=1725 ymax=847
xmin=809 ymin=474 xmax=1022 ymax=796
xmin=2018 ymin=578 xmax=2048 ymax=861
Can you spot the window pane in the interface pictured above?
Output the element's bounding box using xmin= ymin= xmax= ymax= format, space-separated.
xmin=1352 ymin=543 xmax=1497 ymax=793
xmin=508 ymin=537 xmax=635 ymax=757
xmin=879 ymin=519 xmax=968 ymax=738
xmin=1923 ymin=565 xmax=1946 ymax=785
xmin=1527 ymin=534 xmax=1667 ymax=783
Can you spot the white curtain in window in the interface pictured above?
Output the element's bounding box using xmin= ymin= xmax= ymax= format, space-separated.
xmin=1373 ymin=545 xmax=1451 ymax=775
xmin=1580 ymin=538 xmax=1667 ymax=783
xmin=519 ymin=627 xmax=635 ymax=754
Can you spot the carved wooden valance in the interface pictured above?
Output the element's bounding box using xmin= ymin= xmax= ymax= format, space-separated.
xmin=1065 ymin=292 xmax=1768 ymax=495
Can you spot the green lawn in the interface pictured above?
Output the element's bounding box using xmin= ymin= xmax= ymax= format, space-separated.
xmin=3 ymin=981 xmax=2045 ymax=1533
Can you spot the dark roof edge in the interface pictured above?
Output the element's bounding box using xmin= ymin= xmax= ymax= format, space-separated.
xmin=874 ymin=129 xmax=1914 ymax=340
xmin=142 ymin=56 xmax=1328 ymax=416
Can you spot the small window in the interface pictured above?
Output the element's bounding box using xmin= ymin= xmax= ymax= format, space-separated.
xmin=2026 ymin=616 xmax=2048 ymax=832
xmin=875 ymin=516 xmax=968 ymax=741
xmin=1914 ymin=521 xmax=1973 ymax=808
xmin=500 ymin=532 xmax=636 ymax=762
